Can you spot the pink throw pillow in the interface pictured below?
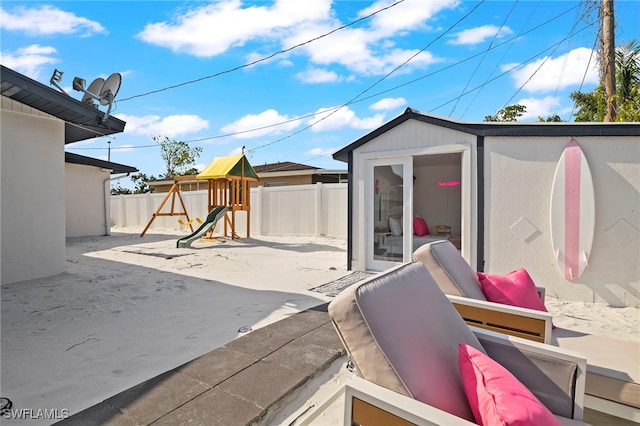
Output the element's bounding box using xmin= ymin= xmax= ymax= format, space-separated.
xmin=477 ymin=268 xmax=548 ymax=312
xmin=413 ymin=216 xmax=430 ymax=236
xmin=458 ymin=343 xmax=561 ymax=426
xmin=477 ymin=268 xmax=555 ymax=329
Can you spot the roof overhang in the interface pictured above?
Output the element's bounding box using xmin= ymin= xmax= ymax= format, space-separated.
xmin=333 ymin=107 xmax=640 ymax=162
xmin=65 ymin=152 xmax=138 ymax=174
xmin=1 ymin=65 xmax=126 ymax=144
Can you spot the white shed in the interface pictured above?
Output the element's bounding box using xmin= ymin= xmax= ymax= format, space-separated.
xmin=333 ymin=108 xmax=640 ymax=306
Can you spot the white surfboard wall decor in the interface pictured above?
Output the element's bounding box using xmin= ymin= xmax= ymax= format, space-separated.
xmin=550 ymin=139 xmax=595 ymax=281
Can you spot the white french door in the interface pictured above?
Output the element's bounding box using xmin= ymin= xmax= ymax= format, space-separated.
xmin=366 ymin=157 xmax=413 ymax=271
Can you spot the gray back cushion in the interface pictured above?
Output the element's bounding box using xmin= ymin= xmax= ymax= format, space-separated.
xmin=328 ymin=262 xmax=485 ymax=422
xmin=413 ymin=240 xmax=487 ymax=301
xmin=478 ymin=334 xmax=578 ymax=419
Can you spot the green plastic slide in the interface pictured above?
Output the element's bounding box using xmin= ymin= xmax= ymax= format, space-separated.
xmin=176 ymin=206 xmax=229 ymax=248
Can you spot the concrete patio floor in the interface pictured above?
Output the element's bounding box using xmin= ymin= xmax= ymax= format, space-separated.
xmin=58 ymin=304 xmax=348 ymax=426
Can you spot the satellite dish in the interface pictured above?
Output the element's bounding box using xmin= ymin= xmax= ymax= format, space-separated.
xmin=99 ymin=73 xmax=122 ymax=124
xmin=82 ymin=77 xmax=105 ymax=105
xmin=71 ymin=71 xmax=122 ymax=124
xmin=100 ymin=73 xmax=121 ymax=106
xmin=83 ymin=78 xmax=105 ymax=103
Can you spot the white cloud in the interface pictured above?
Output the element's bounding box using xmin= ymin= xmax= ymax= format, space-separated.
xmin=0 ymin=5 xmax=106 ymax=36
xmin=517 ymin=96 xmax=572 ymax=121
xmin=306 ymin=147 xmax=335 ymax=156
xmin=505 ymin=47 xmax=599 ymax=93
xmin=285 ymin=22 xmax=441 ymax=76
xmin=136 ymin=0 xmax=451 ymax=76
xmin=137 ymin=0 xmax=332 ymax=57
xmin=229 ymin=147 xmax=245 ymax=156
xmin=0 ymin=44 xmax=58 ymax=79
xmin=295 ymin=68 xmax=340 ymax=83
xmin=370 ymin=97 xmax=407 ymax=111
xmin=448 ymin=25 xmax=513 ymax=45
xmin=116 ymin=114 xmax=209 ymax=138
xmin=360 ymin=0 xmax=459 ymax=37
xmin=309 ymin=106 xmax=385 ymax=132
xmin=220 ymin=109 xmax=301 ymax=139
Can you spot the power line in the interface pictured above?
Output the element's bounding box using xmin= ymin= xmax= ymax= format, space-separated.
xmin=569 ymin=20 xmax=601 ymax=121
xmin=68 ymin=1 xmax=589 ymax=154
xmin=449 ymin=0 xmax=519 ymax=117
xmin=245 ymin=0 xmax=487 ymax=155
xmin=501 ymin=0 xmax=585 ymax=107
xmin=460 ymin=0 xmax=542 ymax=119
xmin=305 ymin=13 xmax=597 ymax=162
xmin=428 ymin=23 xmax=596 ymax=114
xmin=117 ymin=0 xmax=405 ymax=103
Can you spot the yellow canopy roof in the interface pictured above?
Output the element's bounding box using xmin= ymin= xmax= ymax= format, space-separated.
xmin=196 ymin=154 xmax=259 ymax=180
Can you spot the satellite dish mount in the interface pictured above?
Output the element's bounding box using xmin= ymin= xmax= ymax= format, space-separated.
xmin=73 ymin=73 xmax=122 ymax=124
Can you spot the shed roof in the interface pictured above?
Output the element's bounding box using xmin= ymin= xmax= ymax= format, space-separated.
xmin=65 ymin=152 xmax=138 ymax=174
xmin=1 ymin=65 xmax=126 ymax=143
xmin=333 ymin=107 xmax=640 ymax=162
xmin=196 ymin=155 xmax=259 ymax=180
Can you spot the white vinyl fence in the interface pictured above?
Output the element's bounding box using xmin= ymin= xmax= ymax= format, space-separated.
xmin=110 ymin=183 xmax=348 ymax=238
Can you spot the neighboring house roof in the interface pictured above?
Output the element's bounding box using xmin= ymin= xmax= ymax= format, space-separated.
xmin=334 ymin=107 xmax=640 ymax=162
xmin=197 ymin=154 xmax=259 ymax=180
xmin=253 ymin=161 xmax=346 ymax=179
xmin=253 ymin=161 xmax=319 ymax=173
xmin=1 ymin=65 xmax=126 ymax=144
xmin=65 ymin=152 xmax=138 ymax=174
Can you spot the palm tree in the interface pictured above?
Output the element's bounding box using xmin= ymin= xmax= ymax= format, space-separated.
xmin=571 ymin=39 xmax=640 ymax=121
xmin=615 ymin=39 xmax=640 ymax=101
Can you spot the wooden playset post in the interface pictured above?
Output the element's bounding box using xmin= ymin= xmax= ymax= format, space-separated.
xmin=140 ymin=177 xmax=194 ymax=237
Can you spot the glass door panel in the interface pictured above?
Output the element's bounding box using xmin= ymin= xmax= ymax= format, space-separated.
xmin=367 ymin=158 xmax=412 ymax=271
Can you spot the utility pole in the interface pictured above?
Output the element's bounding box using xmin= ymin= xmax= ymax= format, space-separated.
xmin=601 ymin=0 xmax=616 ymax=121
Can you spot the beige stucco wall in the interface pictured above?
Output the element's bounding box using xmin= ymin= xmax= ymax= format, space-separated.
xmin=65 ymin=163 xmax=111 ymax=237
xmin=484 ymin=136 xmax=640 ymax=306
xmin=1 ymin=109 xmax=66 ymax=284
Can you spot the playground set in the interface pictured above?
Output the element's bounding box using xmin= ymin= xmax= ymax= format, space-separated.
xmin=140 ymin=155 xmax=259 ymax=248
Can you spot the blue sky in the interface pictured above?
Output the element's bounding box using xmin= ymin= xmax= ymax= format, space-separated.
xmin=2 ymin=0 xmax=638 ymax=186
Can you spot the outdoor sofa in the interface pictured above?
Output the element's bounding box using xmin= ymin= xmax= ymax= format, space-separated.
xmin=413 ymin=239 xmax=640 ymax=423
xmin=300 ymin=262 xmax=588 ymax=425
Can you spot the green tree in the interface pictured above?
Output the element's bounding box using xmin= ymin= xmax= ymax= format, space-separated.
xmin=130 ymin=173 xmax=156 ymax=194
xmin=538 ymin=114 xmax=564 ymax=122
xmin=571 ymin=40 xmax=640 ymax=122
xmin=110 ymin=184 xmax=132 ymax=195
xmin=484 ymin=104 xmax=526 ymax=122
xmin=616 ymin=39 xmax=640 ymax=101
xmin=570 ymin=86 xmax=607 ymax=122
xmin=153 ymin=135 xmax=203 ymax=179
xmin=179 ymin=166 xmax=200 ymax=176
xmin=616 ymin=85 xmax=640 ymax=121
